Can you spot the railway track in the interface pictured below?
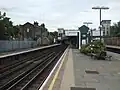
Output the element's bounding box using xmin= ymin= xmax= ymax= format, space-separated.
xmin=0 ymin=44 xmax=68 ymax=90
xmin=0 ymin=47 xmax=54 ymax=73
xmin=0 ymin=51 xmax=53 ymax=86
xmin=106 ymin=46 xmax=120 ymax=54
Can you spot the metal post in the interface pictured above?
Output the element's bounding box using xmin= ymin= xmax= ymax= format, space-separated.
xmin=100 ymin=9 xmax=102 ymax=42
xmin=92 ymin=6 xmax=109 ymax=42
xmin=79 ymin=31 xmax=81 ymax=49
xmin=90 ymin=29 xmax=92 ymax=42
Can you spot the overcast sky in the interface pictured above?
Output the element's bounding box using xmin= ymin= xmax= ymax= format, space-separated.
xmin=0 ymin=0 xmax=120 ymax=32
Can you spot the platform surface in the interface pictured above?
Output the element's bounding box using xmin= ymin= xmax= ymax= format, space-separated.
xmin=106 ymin=45 xmax=120 ymax=49
xmin=59 ymin=49 xmax=120 ymax=90
xmin=0 ymin=44 xmax=59 ymax=58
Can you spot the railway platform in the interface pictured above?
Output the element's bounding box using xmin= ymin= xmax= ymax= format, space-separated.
xmin=0 ymin=44 xmax=59 ymax=58
xmin=0 ymin=48 xmax=32 ymax=56
xmin=42 ymin=48 xmax=120 ymax=90
xmin=106 ymin=45 xmax=120 ymax=49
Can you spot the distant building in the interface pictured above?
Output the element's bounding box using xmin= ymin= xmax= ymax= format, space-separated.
xmin=101 ymin=20 xmax=111 ymax=36
xmin=19 ymin=22 xmax=42 ymax=40
xmin=34 ymin=22 xmax=41 ymax=39
xmin=58 ymin=28 xmax=79 ymax=40
xmin=79 ymin=25 xmax=89 ymax=44
xmin=58 ymin=28 xmax=65 ymax=40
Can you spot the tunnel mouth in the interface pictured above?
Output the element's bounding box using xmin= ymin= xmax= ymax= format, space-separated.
xmin=62 ymin=36 xmax=79 ymax=49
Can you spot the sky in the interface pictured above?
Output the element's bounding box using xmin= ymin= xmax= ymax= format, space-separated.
xmin=0 ymin=0 xmax=120 ymax=32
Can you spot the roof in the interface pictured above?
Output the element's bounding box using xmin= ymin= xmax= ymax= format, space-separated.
xmin=79 ymin=25 xmax=89 ymax=33
xmin=64 ymin=29 xmax=79 ymax=31
xmin=101 ymin=20 xmax=111 ymax=22
xmin=23 ymin=22 xmax=34 ymax=27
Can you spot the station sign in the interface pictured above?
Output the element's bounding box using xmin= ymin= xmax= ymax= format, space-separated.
xmin=65 ymin=30 xmax=78 ymax=36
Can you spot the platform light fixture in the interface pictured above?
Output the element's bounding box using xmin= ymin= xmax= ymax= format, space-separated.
xmin=92 ymin=6 xmax=109 ymax=42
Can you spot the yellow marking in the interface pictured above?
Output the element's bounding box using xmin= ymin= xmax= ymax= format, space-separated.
xmin=48 ymin=49 xmax=68 ymax=90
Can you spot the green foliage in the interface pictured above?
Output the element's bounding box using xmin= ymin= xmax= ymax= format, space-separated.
xmin=110 ymin=21 xmax=120 ymax=37
xmin=48 ymin=31 xmax=58 ymax=44
xmin=0 ymin=21 xmax=6 ymax=40
xmin=80 ymin=40 xmax=105 ymax=54
xmin=0 ymin=11 xmax=20 ymax=40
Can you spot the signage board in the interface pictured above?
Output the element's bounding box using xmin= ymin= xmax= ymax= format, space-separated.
xmin=93 ymin=30 xmax=103 ymax=36
xmin=65 ymin=31 xmax=78 ymax=36
xmin=58 ymin=37 xmax=61 ymax=40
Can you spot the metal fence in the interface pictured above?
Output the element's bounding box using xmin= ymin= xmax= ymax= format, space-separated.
xmin=104 ymin=37 xmax=120 ymax=46
xmin=0 ymin=40 xmax=37 ymax=52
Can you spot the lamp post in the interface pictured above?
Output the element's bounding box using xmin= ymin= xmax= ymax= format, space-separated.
xmin=92 ymin=6 xmax=109 ymax=42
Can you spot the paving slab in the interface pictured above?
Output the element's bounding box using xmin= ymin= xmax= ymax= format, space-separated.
xmin=107 ymin=51 xmax=120 ymax=61
xmin=60 ymin=49 xmax=75 ymax=90
xmin=72 ymin=49 xmax=120 ymax=90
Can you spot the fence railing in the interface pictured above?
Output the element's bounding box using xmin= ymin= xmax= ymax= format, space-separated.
xmin=104 ymin=37 xmax=120 ymax=46
xmin=0 ymin=40 xmax=37 ymax=52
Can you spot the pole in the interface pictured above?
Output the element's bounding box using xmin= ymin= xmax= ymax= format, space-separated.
xmin=100 ymin=9 xmax=102 ymax=42
xmin=79 ymin=31 xmax=81 ymax=49
xmin=91 ymin=29 xmax=92 ymax=42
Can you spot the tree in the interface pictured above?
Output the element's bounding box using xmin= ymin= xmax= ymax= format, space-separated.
xmin=0 ymin=21 xmax=6 ymax=40
xmin=13 ymin=25 xmax=20 ymax=38
xmin=40 ymin=23 xmax=46 ymax=33
xmin=40 ymin=23 xmax=45 ymax=28
xmin=53 ymin=31 xmax=58 ymax=39
xmin=0 ymin=12 xmax=7 ymax=40
xmin=0 ymin=11 xmax=19 ymax=40
xmin=48 ymin=32 xmax=54 ymax=44
xmin=110 ymin=21 xmax=120 ymax=37
xmin=48 ymin=31 xmax=58 ymax=44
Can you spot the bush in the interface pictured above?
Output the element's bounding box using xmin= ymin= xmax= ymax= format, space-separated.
xmin=80 ymin=40 xmax=106 ymax=54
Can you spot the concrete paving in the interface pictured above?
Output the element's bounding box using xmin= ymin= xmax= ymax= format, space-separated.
xmin=72 ymin=49 xmax=120 ymax=90
xmin=107 ymin=51 xmax=120 ymax=60
xmin=45 ymin=48 xmax=120 ymax=90
xmin=60 ymin=49 xmax=75 ymax=90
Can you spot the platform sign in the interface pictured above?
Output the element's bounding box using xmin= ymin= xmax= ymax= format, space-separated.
xmin=65 ymin=31 xmax=78 ymax=36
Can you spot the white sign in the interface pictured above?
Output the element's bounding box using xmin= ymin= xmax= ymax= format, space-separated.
xmin=58 ymin=37 xmax=61 ymax=40
xmin=65 ymin=31 xmax=78 ymax=36
xmin=93 ymin=30 xmax=103 ymax=36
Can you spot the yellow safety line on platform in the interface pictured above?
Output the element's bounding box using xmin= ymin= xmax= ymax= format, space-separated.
xmin=48 ymin=48 xmax=68 ymax=90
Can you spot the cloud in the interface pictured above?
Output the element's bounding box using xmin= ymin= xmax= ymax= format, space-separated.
xmin=0 ymin=0 xmax=120 ymax=31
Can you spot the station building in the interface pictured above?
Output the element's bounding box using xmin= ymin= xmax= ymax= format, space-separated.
xmin=57 ymin=25 xmax=89 ymax=49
